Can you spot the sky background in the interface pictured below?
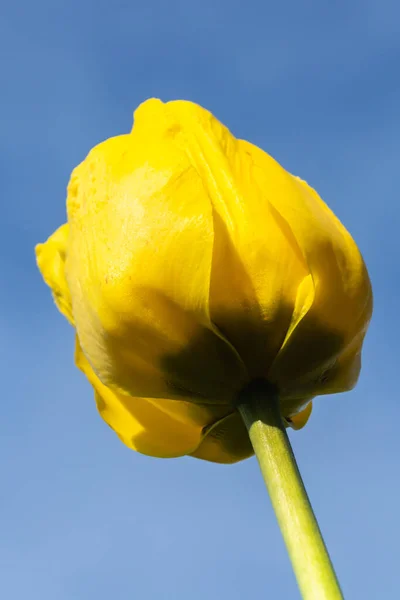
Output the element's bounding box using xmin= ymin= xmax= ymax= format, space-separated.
xmin=2 ymin=1 xmax=399 ymax=598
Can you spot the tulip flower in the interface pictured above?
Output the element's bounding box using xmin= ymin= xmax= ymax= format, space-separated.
xmin=36 ymin=99 xmax=372 ymax=599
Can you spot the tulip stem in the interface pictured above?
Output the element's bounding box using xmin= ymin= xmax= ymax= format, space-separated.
xmin=237 ymin=380 xmax=343 ymax=600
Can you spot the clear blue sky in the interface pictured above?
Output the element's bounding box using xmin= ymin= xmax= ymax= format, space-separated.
xmin=2 ymin=1 xmax=399 ymax=598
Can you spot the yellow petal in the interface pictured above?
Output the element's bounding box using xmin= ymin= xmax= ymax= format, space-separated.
xmin=233 ymin=142 xmax=373 ymax=397
xmin=65 ymin=105 xmax=247 ymax=404
xmin=162 ymin=101 xmax=309 ymax=379
xmin=190 ymin=411 xmax=253 ymax=464
xmin=75 ymin=338 xmax=230 ymax=458
xmin=35 ymin=224 xmax=74 ymax=325
xmin=286 ymin=401 xmax=313 ymax=430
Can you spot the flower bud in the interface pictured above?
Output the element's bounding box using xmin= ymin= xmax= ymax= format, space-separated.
xmin=36 ymin=99 xmax=372 ymax=462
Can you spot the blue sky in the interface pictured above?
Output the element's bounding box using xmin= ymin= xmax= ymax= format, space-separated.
xmin=2 ymin=1 xmax=399 ymax=598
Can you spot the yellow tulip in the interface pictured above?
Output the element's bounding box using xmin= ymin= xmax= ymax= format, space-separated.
xmin=36 ymin=99 xmax=372 ymax=463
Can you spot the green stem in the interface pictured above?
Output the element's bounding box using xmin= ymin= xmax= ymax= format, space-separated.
xmin=237 ymin=380 xmax=343 ymax=600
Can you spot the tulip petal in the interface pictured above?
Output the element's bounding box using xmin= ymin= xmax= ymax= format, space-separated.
xmin=66 ymin=121 xmax=247 ymax=403
xmin=164 ymin=101 xmax=309 ymax=379
xmin=286 ymin=401 xmax=313 ymax=430
xmin=35 ymin=224 xmax=74 ymax=325
xmin=75 ymin=339 xmax=231 ymax=458
xmin=190 ymin=411 xmax=253 ymax=464
xmin=233 ymin=143 xmax=373 ymax=395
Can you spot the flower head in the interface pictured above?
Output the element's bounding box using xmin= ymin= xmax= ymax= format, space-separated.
xmin=36 ymin=99 xmax=372 ymax=463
